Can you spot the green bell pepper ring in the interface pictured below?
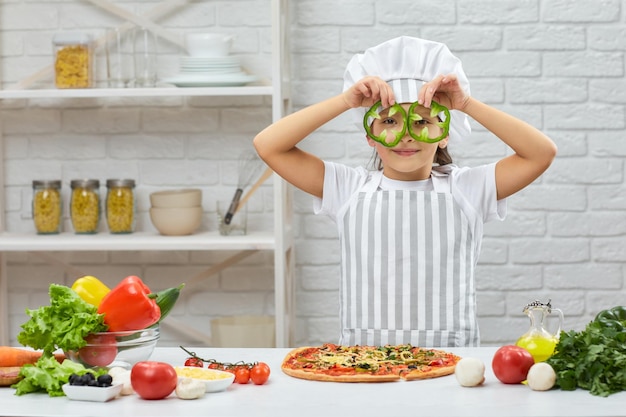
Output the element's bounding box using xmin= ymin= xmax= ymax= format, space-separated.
xmin=407 ymin=101 xmax=451 ymax=144
xmin=363 ymin=102 xmax=407 ymax=148
xmin=594 ymin=306 xmax=626 ymax=331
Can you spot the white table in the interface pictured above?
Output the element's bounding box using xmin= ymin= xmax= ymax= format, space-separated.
xmin=1 ymin=346 xmax=624 ymax=417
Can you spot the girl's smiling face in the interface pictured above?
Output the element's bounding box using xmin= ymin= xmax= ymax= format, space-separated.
xmin=367 ymin=103 xmax=449 ymax=181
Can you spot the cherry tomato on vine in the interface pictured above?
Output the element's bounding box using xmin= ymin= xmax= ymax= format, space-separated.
xmin=208 ymin=362 xmax=224 ymax=370
xmin=250 ymin=362 xmax=270 ymax=385
xmin=234 ymin=366 xmax=250 ymax=384
xmin=184 ymin=357 xmax=204 ymax=367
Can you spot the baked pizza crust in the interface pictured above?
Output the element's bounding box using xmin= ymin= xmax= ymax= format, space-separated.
xmin=402 ymin=364 xmax=457 ymax=380
xmin=282 ymin=365 xmax=400 ymax=383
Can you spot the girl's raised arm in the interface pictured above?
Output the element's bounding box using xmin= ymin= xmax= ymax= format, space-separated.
xmin=420 ymin=74 xmax=557 ymax=200
xmin=254 ymin=76 xmax=393 ymax=198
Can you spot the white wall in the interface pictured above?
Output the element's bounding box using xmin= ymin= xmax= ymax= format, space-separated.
xmin=3 ymin=0 xmax=626 ymax=348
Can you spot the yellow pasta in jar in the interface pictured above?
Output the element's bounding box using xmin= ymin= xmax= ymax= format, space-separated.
xmin=53 ymin=32 xmax=93 ymax=89
xmin=106 ymin=185 xmax=135 ymax=233
xmin=70 ymin=180 xmax=100 ymax=233
xmin=33 ymin=188 xmax=61 ymax=234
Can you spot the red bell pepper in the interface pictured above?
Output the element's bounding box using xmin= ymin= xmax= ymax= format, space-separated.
xmin=97 ymin=275 xmax=161 ymax=332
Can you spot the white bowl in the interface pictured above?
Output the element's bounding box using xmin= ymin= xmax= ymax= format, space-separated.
xmin=62 ymin=382 xmax=123 ymax=402
xmin=150 ymin=206 xmax=202 ymax=236
xmin=174 ymin=366 xmax=234 ymax=392
xmin=185 ymin=33 xmax=233 ymax=57
xmin=150 ymin=188 xmax=202 ymax=208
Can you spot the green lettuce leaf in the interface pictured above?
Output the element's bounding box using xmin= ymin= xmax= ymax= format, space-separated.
xmin=17 ymin=284 xmax=107 ymax=355
xmin=13 ymin=356 xmax=105 ymax=396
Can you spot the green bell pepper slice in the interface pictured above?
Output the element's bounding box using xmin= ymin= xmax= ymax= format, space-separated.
xmin=407 ymin=101 xmax=450 ymax=144
xmin=363 ymin=102 xmax=407 ymax=148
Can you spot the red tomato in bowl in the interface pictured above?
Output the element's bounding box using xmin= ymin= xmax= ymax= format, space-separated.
xmin=78 ymin=333 xmax=118 ymax=367
xmin=131 ymin=361 xmax=178 ymax=400
xmin=492 ymin=345 xmax=534 ymax=384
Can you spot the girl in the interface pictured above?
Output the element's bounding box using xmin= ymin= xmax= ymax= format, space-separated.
xmin=254 ymin=37 xmax=557 ymax=347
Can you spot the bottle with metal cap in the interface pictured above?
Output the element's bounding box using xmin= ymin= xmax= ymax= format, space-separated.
xmin=106 ymin=179 xmax=136 ymax=233
xmin=32 ymin=180 xmax=62 ymax=234
xmin=70 ymin=179 xmax=100 ymax=234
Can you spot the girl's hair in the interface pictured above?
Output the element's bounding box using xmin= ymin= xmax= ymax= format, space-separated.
xmin=368 ymin=146 xmax=453 ymax=171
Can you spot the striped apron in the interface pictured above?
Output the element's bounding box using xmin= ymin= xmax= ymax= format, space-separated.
xmin=337 ymin=171 xmax=479 ymax=347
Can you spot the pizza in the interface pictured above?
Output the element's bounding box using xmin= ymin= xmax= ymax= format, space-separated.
xmin=281 ymin=343 xmax=461 ymax=383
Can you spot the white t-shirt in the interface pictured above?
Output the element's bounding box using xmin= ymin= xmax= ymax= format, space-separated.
xmin=314 ymin=161 xmax=506 ymax=263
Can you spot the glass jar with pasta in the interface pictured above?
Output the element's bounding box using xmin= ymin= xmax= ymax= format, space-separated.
xmin=106 ymin=179 xmax=136 ymax=234
xmin=70 ymin=179 xmax=100 ymax=234
xmin=52 ymin=32 xmax=94 ymax=89
xmin=32 ymin=180 xmax=62 ymax=234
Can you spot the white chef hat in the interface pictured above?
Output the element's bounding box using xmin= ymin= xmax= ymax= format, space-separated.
xmin=343 ymin=36 xmax=471 ymax=143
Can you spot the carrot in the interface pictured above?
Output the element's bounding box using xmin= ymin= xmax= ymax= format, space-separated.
xmin=0 ymin=346 xmax=65 ymax=367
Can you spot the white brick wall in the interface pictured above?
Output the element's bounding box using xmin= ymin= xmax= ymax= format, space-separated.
xmin=2 ymin=0 xmax=626 ymax=348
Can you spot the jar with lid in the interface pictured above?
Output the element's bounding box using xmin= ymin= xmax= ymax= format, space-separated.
xmin=70 ymin=179 xmax=100 ymax=234
xmin=52 ymin=32 xmax=94 ymax=89
xmin=106 ymin=179 xmax=136 ymax=234
xmin=32 ymin=180 xmax=62 ymax=234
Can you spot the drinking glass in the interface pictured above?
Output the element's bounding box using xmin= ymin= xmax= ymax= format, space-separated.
xmin=105 ymin=28 xmax=133 ymax=88
xmin=133 ymin=27 xmax=157 ymax=87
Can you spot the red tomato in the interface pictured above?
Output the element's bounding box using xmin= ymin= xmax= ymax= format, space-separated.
xmin=492 ymin=345 xmax=535 ymax=384
xmin=184 ymin=357 xmax=204 ymax=367
xmin=234 ymin=366 xmax=250 ymax=384
xmin=78 ymin=333 xmax=118 ymax=367
xmin=250 ymin=362 xmax=270 ymax=385
xmin=208 ymin=362 xmax=223 ymax=370
xmin=131 ymin=361 xmax=178 ymax=400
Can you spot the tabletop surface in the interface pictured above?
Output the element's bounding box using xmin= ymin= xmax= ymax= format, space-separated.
xmin=1 ymin=346 xmax=625 ymax=417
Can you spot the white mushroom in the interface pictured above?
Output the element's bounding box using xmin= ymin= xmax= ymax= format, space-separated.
xmin=175 ymin=377 xmax=206 ymax=400
xmin=526 ymin=362 xmax=556 ymax=391
xmin=109 ymin=368 xmax=134 ymax=396
xmin=454 ymin=357 xmax=485 ymax=387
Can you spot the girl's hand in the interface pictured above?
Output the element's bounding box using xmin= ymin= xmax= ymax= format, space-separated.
xmin=343 ymin=76 xmax=395 ymax=110
xmin=418 ymin=74 xmax=470 ymax=112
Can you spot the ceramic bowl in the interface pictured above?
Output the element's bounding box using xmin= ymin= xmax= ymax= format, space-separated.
xmin=62 ymin=382 xmax=123 ymax=402
xmin=184 ymin=33 xmax=233 ymax=57
xmin=174 ymin=366 xmax=235 ymax=392
xmin=149 ymin=206 xmax=203 ymax=236
xmin=64 ymin=326 xmax=159 ymax=369
xmin=150 ymin=188 xmax=202 ymax=208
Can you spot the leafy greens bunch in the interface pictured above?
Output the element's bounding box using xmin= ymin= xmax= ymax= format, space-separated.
xmin=547 ymin=311 xmax=626 ymax=397
xmin=14 ymin=283 xmax=108 ymax=396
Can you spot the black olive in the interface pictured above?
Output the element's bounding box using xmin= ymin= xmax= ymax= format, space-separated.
xmin=97 ymin=374 xmax=113 ymax=387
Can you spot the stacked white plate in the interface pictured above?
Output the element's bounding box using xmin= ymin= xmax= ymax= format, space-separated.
xmin=163 ymin=55 xmax=258 ymax=87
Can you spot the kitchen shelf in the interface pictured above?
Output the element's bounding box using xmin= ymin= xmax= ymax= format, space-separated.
xmin=0 ymin=231 xmax=279 ymax=252
xmin=0 ymin=0 xmax=295 ymax=348
xmin=0 ymin=85 xmax=275 ymax=100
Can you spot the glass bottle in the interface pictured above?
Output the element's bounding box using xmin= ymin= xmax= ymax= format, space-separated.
xmin=106 ymin=179 xmax=136 ymax=234
xmin=515 ymin=299 xmax=564 ymax=362
xmin=32 ymin=180 xmax=62 ymax=234
xmin=70 ymin=179 xmax=100 ymax=234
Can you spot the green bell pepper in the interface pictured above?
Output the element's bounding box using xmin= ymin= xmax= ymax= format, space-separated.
xmin=593 ymin=306 xmax=626 ymax=331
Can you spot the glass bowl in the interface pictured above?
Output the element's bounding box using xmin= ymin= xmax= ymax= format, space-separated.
xmin=65 ymin=326 xmax=159 ymax=369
